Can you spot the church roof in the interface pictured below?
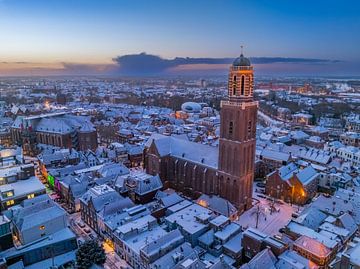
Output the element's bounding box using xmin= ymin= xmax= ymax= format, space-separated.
xmin=149 ymin=134 xmax=219 ymax=169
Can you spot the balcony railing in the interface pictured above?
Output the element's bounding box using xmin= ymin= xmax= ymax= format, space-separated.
xmin=231 ymin=66 xmax=253 ymax=71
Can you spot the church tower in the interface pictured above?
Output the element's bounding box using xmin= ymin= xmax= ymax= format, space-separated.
xmin=218 ymin=49 xmax=258 ymax=212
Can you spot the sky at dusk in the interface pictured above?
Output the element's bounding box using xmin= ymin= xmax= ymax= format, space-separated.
xmin=0 ymin=0 xmax=359 ymax=76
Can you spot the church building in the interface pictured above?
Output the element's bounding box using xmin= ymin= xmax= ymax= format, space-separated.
xmin=145 ymin=52 xmax=258 ymax=213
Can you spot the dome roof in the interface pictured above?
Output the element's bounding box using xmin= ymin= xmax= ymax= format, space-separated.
xmin=233 ymin=54 xmax=251 ymax=67
xmin=181 ymin=102 xmax=202 ymax=113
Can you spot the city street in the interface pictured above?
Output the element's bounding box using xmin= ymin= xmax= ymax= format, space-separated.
xmin=67 ymin=212 xmax=130 ymax=269
xmin=104 ymin=247 xmax=130 ymax=269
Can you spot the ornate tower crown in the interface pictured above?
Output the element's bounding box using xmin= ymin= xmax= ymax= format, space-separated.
xmin=228 ymin=47 xmax=254 ymax=102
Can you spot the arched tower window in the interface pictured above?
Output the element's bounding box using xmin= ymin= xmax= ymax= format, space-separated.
xmin=233 ymin=76 xmax=237 ymax=95
xmin=241 ymin=76 xmax=245 ymax=95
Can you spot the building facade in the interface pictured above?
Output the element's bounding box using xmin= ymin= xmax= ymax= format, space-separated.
xmin=11 ymin=112 xmax=98 ymax=156
xmin=265 ymin=163 xmax=319 ymax=205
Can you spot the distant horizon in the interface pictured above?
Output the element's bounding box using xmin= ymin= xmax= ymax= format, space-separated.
xmin=1 ymin=52 xmax=360 ymax=77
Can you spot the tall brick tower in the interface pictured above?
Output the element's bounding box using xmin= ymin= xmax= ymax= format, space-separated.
xmin=218 ymin=49 xmax=258 ymax=212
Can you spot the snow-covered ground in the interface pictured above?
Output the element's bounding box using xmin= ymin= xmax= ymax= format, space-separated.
xmin=237 ymin=185 xmax=297 ymax=236
xmin=104 ymin=251 xmax=130 ymax=269
xmin=257 ymin=110 xmax=284 ymax=127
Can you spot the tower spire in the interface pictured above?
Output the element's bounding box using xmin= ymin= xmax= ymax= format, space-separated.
xmin=240 ymin=45 xmax=244 ymax=56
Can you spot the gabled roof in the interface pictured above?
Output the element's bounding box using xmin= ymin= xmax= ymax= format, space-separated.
xmin=196 ymin=194 xmax=237 ymax=217
xmin=277 ymin=250 xmax=317 ymax=269
xmin=160 ymin=192 xmax=184 ymax=208
xmin=296 ymin=166 xmax=318 ymax=185
xmin=35 ymin=118 xmax=73 ymax=134
xmin=298 ymin=148 xmax=331 ymax=165
xmin=261 ymin=149 xmax=290 ymax=162
xmin=337 ymin=213 xmax=357 ymax=235
xmin=290 ymin=130 xmax=310 ymax=140
xmin=294 ymin=207 xmax=327 ymax=230
xmin=140 ymin=229 xmax=183 ymax=258
xmin=99 ymin=197 xmax=134 ymax=218
xmin=91 ymin=191 xmax=123 ymax=212
xmin=69 ymin=182 xmax=89 ymax=198
xmin=242 ymin=248 xmax=277 ymax=269
xmin=294 ymin=235 xmax=331 ymax=257
xmin=278 ymin=162 xmax=298 ymax=181
xmin=98 ymin=163 xmax=129 ymax=177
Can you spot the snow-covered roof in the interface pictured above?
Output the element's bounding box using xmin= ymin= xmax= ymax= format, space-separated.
xmin=312 ymin=125 xmax=329 ymax=134
xmin=298 ymin=148 xmax=331 ymax=165
xmin=286 ymin=221 xmax=338 ymax=249
xmin=121 ymin=171 xmax=163 ymax=195
xmin=35 ymin=118 xmax=73 ymax=134
xmin=13 ymin=197 xmax=65 ymax=232
xmin=196 ymin=194 xmax=237 ymax=217
xmin=165 ymin=203 xmax=213 ymax=234
xmin=278 ymin=162 xmax=298 ymax=181
xmin=0 ymin=176 xmax=45 ymax=201
xmin=277 ymin=250 xmax=315 ymax=269
xmin=242 ymin=248 xmax=277 ymax=269
xmin=160 ymin=192 xmax=184 ymax=208
xmin=150 ymin=134 xmax=219 ymax=169
xmin=294 ymin=235 xmax=331 ymax=257
xmin=296 ymin=166 xmax=318 ymax=185
xmin=294 ymin=207 xmax=327 ymax=230
xmin=261 ymin=149 xmax=290 ymax=162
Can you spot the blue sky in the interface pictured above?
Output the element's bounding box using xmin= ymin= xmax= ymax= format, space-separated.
xmin=0 ymin=0 xmax=359 ymax=75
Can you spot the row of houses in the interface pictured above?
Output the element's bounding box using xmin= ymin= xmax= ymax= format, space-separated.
xmin=0 ymin=154 xmax=78 ymax=268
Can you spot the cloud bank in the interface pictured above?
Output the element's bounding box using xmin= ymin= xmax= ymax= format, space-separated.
xmin=111 ymin=52 xmax=341 ymax=75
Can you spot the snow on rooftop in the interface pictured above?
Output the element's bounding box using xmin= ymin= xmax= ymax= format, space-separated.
xmin=165 ymin=203 xmax=213 ymax=234
xmin=149 ymin=134 xmax=219 ymax=168
xmin=294 ymin=235 xmax=331 ymax=258
xmin=0 ymin=176 xmax=45 ymax=201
